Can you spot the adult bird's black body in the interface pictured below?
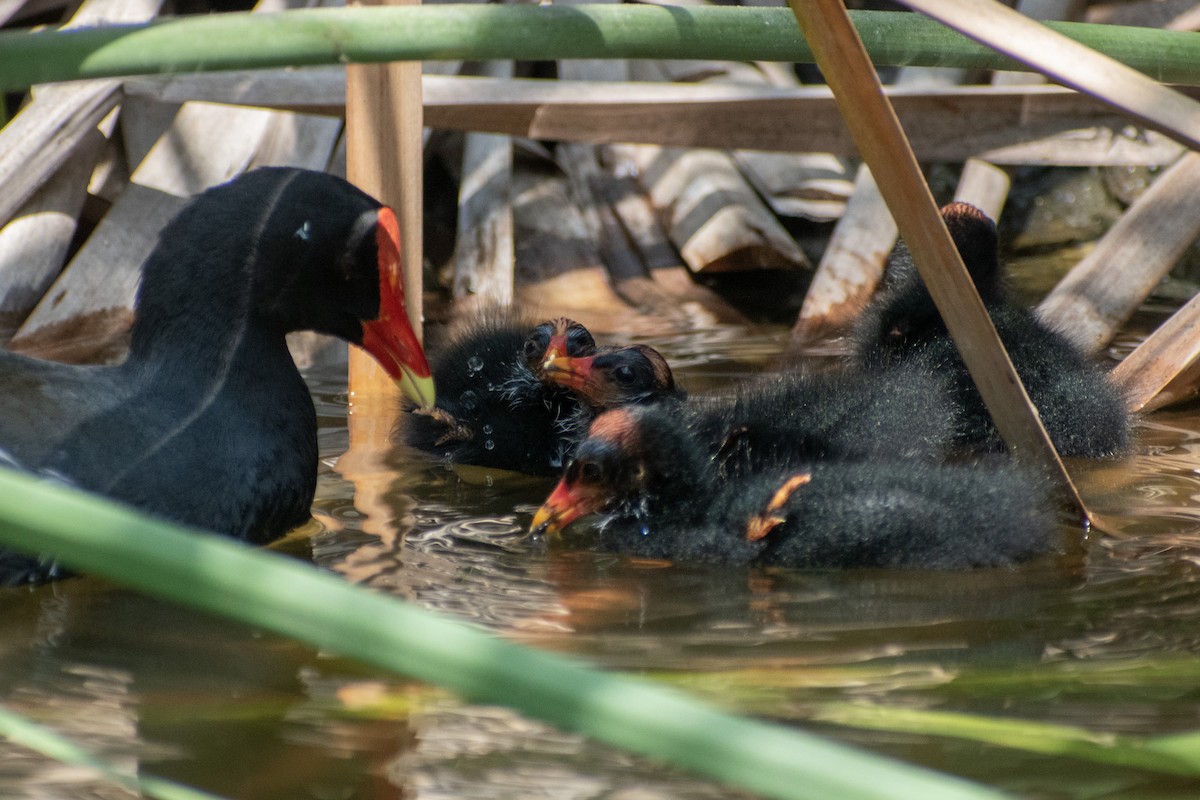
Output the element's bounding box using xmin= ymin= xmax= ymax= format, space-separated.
xmin=0 ymin=168 xmax=434 ymax=584
xmin=532 ymin=406 xmax=1058 ymax=570
xmin=404 ymin=314 xmax=597 ymax=474
xmin=853 ymin=201 xmax=1130 ymax=457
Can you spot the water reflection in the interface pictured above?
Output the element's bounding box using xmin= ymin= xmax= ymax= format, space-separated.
xmin=4 ymin=325 xmax=1200 ymax=798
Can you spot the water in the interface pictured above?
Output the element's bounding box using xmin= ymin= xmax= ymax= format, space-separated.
xmin=3 ymin=322 xmax=1200 ymax=799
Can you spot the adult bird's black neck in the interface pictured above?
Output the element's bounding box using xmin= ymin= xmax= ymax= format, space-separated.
xmin=126 ymin=172 xmax=298 ymax=384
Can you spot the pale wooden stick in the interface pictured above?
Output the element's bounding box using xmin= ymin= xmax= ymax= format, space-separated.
xmin=425 ymin=78 xmax=1187 ymax=166
xmin=1037 ymin=152 xmax=1200 ymax=353
xmin=125 ymin=73 xmax=1189 ymax=167
xmin=453 ymin=60 xmax=514 ymax=309
xmin=597 ymin=146 xmax=750 ymax=324
xmin=0 ymin=130 xmax=105 ymax=344
xmin=950 ymin=0 xmax=1083 ymax=215
xmin=788 ymin=0 xmax=1086 ymax=518
xmin=791 ymin=164 xmax=895 ymax=343
xmin=1111 ymin=292 xmax=1200 ymax=413
xmin=0 ymin=0 xmax=28 ymax=25
xmin=951 ymin=158 xmax=1010 ymax=221
xmin=622 ymin=145 xmax=809 ymax=273
xmin=342 ymin=0 xmax=424 ymax=538
xmin=0 ymin=0 xmax=164 ymax=228
xmin=899 ymin=0 xmax=1200 ymax=152
xmin=792 ymin=63 xmax=963 ymax=344
xmin=345 ymin=0 xmax=423 ymax=408
xmin=10 ymin=94 xmax=340 ymax=361
xmin=10 ymin=98 xmax=340 ymax=361
xmin=801 ymin=0 xmax=1072 ymax=333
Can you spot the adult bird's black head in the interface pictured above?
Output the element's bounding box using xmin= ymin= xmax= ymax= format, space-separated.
xmin=130 ymin=167 xmax=434 ymax=407
xmin=0 ymin=168 xmax=435 ymax=584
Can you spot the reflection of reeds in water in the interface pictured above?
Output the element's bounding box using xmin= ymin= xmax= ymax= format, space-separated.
xmin=0 ymin=591 xmax=148 ymax=800
xmin=400 ymin=698 xmax=756 ymax=800
xmin=317 ymin=467 xmax=573 ymax=634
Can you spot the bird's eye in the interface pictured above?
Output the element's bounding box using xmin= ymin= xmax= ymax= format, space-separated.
xmin=523 ymin=330 xmax=549 ymax=362
xmin=613 ymin=365 xmax=637 ymax=385
xmin=294 ymin=221 xmax=313 ymax=241
xmin=580 ymin=461 xmax=604 ymax=484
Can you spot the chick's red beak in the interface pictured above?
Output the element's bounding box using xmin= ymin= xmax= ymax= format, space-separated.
xmin=530 ymin=478 xmax=597 ymax=538
xmin=360 ymin=207 xmax=436 ymax=409
xmin=542 ymin=331 xmax=571 ymax=365
xmin=541 ymin=354 xmax=596 ymax=394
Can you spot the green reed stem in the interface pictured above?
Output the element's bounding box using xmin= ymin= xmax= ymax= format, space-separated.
xmin=0 ymin=704 xmax=227 ymax=800
xmin=0 ymin=467 xmax=1011 ymax=800
xmin=1 ymin=6 xmax=1200 ymax=91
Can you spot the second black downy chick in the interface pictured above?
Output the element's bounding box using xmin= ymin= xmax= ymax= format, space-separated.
xmin=545 ymin=342 xmax=960 ymax=473
xmin=853 ymin=202 xmax=1130 ymax=457
xmin=541 ymin=342 xmax=684 ymax=431
xmin=685 ymin=363 xmax=961 ymax=479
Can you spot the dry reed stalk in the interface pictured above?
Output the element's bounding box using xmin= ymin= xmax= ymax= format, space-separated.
xmin=789 ymin=0 xmax=1086 ymax=519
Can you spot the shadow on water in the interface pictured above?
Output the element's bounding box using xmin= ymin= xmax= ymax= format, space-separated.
xmin=5 ymin=325 xmax=1200 ymax=798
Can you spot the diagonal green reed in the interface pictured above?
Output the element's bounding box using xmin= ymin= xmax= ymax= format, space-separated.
xmin=813 ymin=702 xmax=1200 ymax=778
xmin=0 ymin=466 xmax=1014 ymax=800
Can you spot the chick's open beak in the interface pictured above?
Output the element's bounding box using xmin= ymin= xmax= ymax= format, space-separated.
xmin=530 ymin=479 xmax=595 ymax=538
xmin=542 ymin=331 xmax=570 ymax=365
xmin=360 ymin=207 xmax=436 ymax=409
xmin=541 ymin=354 xmax=595 ymax=394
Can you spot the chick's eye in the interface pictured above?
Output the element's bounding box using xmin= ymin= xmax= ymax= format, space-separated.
xmin=523 ymin=331 xmax=549 ymax=361
xmin=613 ymin=365 xmax=637 ymax=385
xmin=580 ymin=460 xmax=604 ymax=485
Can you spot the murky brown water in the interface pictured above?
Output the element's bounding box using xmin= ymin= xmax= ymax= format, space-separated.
xmin=3 ymin=315 xmax=1200 ymax=800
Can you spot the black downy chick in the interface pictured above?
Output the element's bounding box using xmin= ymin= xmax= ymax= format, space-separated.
xmin=685 ymin=363 xmax=960 ymax=480
xmin=532 ymin=405 xmax=1060 ymax=570
xmin=853 ymin=201 xmax=1130 ymax=457
xmin=404 ymin=314 xmax=595 ymax=474
xmin=546 ymin=343 xmax=961 ymax=474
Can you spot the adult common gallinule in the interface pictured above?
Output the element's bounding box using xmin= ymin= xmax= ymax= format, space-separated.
xmin=0 ymin=168 xmax=434 ymax=580
xmin=854 ymin=202 xmax=1130 ymax=457
xmin=403 ymin=314 xmax=597 ymax=474
xmin=531 ymin=406 xmax=1058 ymax=569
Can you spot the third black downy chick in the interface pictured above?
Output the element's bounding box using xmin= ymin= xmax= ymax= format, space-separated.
xmin=532 ymin=405 xmax=1059 ymax=570
xmin=853 ymin=201 xmax=1130 ymax=457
